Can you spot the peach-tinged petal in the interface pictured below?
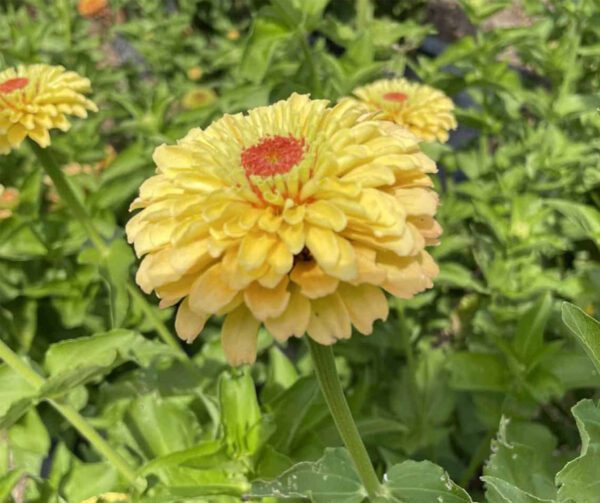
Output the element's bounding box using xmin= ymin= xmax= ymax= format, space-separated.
xmin=221 ymin=305 xmax=260 ymax=366
xmin=175 ymin=299 xmax=208 ymax=343
xmin=290 ymin=261 xmax=339 ymax=299
xmin=244 ymin=277 xmax=291 ymax=321
xmin=338 ymin=284 xmax=389 ymax=335
xmin=306 ymin=293 xmax=352 ymax=344
xmin=264 ymin=288 xmax=311 ymax=341
xmin=189 ymin=263 xmax=238 ymax=313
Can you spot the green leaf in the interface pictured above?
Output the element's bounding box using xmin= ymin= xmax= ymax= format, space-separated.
xmin=547 ymin=200 xmax=600 ymax=247
xmin=447 ymin=352 xmax=509 ymax=392
xmin=513 ymin=293 xmax=553 ymax=365
xmin=239 ymin=16 xmax=291 ymax=83
xmin=562 ymin=302 xmax=600 ymax=375
xmin=61 ymin=462 xmax=119 ymax=503
xmin=483 ymin=417 xmax=562 ymax=502
xmin=250 ymin=447 xmax=367 ymax=502
xmin=42 ymin=329 xmax=177 ymax=396
xmin=0 ymin=364 xmax=37 ymax=428
xmin=124 ymin=394 xmax=199 ymax=459
xmin=437 ymin=263 xmax=489 ymax=293
xmin=266 ymin=376 xmax=320 ymax=453
xmin=78 ymin=239 xmax=135 ymax=328
xmin=556 ymin=399 xmax=600 ymax=502
xmin=377 ymin=460 xmax=473 ymax=502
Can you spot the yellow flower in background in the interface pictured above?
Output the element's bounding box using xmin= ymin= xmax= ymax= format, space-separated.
xmin=127 ymin=94 xmax=440 ymax=365
xmin=0 ymin=64 xmax=98 ymax=154
xmin=186 ymin=66 xmax=204 ymax=81
xmin=181 ymin=87 xmax=217 ymax=110
xmin=348 ymin=78 xmax=457 ymax=143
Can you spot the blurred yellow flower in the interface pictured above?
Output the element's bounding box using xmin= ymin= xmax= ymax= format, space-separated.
xmin=348 ymin=78 xmax=457 ymax=143
xmin=0 ymin=184 xmax=19 ymax=219
xmin=226 ymin=29 xmax=241 ymax=41
xmin=127 ymin=94 xmax=440 ymax=365
xmin=0 ymin=64 xmax=98 ymax=154
xmin=181 ymin=87 xmax=217 ymax=110
xmin=186 ymin=66 xmax=204 ymax=81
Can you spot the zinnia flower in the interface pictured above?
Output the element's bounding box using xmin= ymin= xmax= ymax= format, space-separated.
xmin=127 ymin=94 xmax=441 ymax=365
xmin=348 ymin=78 xmax=457 ymax=143
xmin=182 ymin=87 xmax=217 ymax=110
xmin=0 ymin=65 xmax=98 ymax=154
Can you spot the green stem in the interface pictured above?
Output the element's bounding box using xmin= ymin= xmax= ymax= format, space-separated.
xmin=0 ymin=338 xmax=144 ymax=490
xmin=50 ymin=400 xmax=144 ymax=489
xmin=127 ymin=284 xmax=182 ymax=353
xmin=308 ymin=339 xmax=382 ymax=500
xmin=31 ymin=142 xmax=107 ymax=253
xmin=299 ymin=33 xmax=323 ymax=98
xmin=30 ymin=141 xmax=184 ymax=354
xmin=0 ymin=338 xmax=44 ymax=389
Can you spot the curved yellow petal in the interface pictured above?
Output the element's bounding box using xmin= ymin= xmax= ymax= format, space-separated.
xmin=290 ymin=261 xmax=339 ymax=299
xmin=264 ymin=287 xmax=311 ymax=341
xmin=175 ymin=299 xmax=208 ymax=343
xmin=338 ymin=283 xmax=389 ymax=335
xmin=306 ymin=293 xmax=351 ymax=344
xmin=221 ymin=304 xmax=260 ymax=366
xmin=244 ymin=277 xmax=291 ymax=321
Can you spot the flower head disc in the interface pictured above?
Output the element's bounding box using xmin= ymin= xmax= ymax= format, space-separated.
xmin=0 ymin=64 xmax=98 ymax=154
xmin=0 ymin=78 xmax=29 ymax=94
xmin=382 ymin=92 xmax=408 ymax=103
xmin=348 ymin=78 xmax=457 ymax=143
xmin=242 ymin=135 xmax=305 ymax=177
xmin=127 ymin=94 xmax=441 ymax=366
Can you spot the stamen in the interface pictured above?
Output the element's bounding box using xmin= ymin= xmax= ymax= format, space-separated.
xmin=241 ymin=135 xmax=305 ymax=177
xmin=383 ymin=91 xmax=408 ymax=103
xmin=0 ymin=77 xmax=29 ymax=94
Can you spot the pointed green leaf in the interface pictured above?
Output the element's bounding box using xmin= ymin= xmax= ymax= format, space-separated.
xmin=562 ymin=302 xmax=600 ymax=375
xmin=250 ymin=447 xmax=367 ymax=503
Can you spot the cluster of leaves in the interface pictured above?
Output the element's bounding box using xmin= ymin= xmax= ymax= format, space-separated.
xmin=0 ymin=0 xmax=599 ymax=501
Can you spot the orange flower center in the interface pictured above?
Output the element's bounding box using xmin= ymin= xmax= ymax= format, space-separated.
xmin=383 ymin=91 xmax=408 ymax=103
xmin=241 ymin=135 xmax=305 ymax=177
xmin=0 ymin=77 xmax=29 ymax=94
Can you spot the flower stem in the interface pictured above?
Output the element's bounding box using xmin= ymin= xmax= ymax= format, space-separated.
xmin=298 ymin=34 xmax=323 ymax=98
xmin=307 ymin=338 xmax=382 ymax=500
xmin=0 ymin=338 xmax=144 ymax=490
xmin=31 ymin=143 xmax=107 ymax=253
xmin=29 ymin=141 xmax=184 ymax=354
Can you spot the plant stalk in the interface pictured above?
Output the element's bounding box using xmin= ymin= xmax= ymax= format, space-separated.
xmin=307 ymin=338 xmax=382 ymax=500
xmin=30 ymin=141 xmax=183 ymax=354
xmin=0 ymin=338 xmax=143 ymax=490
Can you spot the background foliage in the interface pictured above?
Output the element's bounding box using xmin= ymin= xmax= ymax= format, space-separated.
xmin=0 ymin=0 xmax=599 ymax=501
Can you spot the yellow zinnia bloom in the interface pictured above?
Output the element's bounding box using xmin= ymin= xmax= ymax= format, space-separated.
xmin=127 ymin=94 xmax=441 ymax=365
xmin=0 ymin=64 xmax=98 ymax=154
xmin=348 ymin=78 xmax=457 ymax=143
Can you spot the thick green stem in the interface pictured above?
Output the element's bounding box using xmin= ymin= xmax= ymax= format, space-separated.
xmin=30 ymin=141 xmax=184 ymax=354
xmin=0 ymin=338 xmax=143 ymax=489
xmin=308 ymin=339 xmax=382 ymax=500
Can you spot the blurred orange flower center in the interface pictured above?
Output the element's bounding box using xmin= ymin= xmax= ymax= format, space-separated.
xmin=241 ymin=135 xmax=305 ymax=177
xmin=382 ymin=91 xmax=408 ymax=102
xmin=0 ymin=77 xmax=29 ymax=94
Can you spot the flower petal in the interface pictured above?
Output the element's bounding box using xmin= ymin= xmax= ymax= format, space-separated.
xmin=221 ymin=304 xmax=260 ymax=366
